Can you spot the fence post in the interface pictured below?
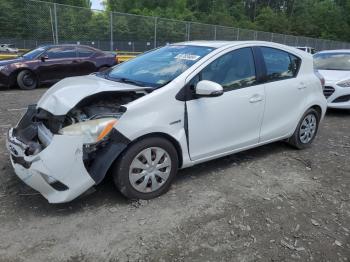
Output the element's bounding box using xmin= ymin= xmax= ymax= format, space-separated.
xmin=236 ymin=28 xmax=240 ymax=40
xmin=49 ymin=6 xmax=55 ymax=44
xmin=187 ymin=22 xmax=191 ymax=41
xmin=110 ymin=12 xmax=113 ymax=51
xmin=254 ymin=31 xmax=257 ymax=40
xmin=214 ymin=25 xmax=217 ymax=40
xmin=270 ymin=33 xmax=274 ymax=42
xmin=53 ymin=3 xmax=58 ymax=44
xmin=154 ymin=17 xmax=157 ymax=48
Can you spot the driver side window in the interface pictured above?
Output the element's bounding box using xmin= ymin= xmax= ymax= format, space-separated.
xmin=45 ymin=46 xmax=77 ymax=59
xmin=197 ymin=48 xmax=257 ymax=91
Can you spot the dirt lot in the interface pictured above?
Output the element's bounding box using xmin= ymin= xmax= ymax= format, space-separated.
xmin=0 ymin=88 xmax=349 ymax=262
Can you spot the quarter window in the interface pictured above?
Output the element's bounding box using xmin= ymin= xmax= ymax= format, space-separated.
xmin=260 ymin=47 xmax=300 ymax=81
xmin=46 ymin=46 xmax=76 ymax=59
xmin=199 ymin=48 xmax=257 ymax=90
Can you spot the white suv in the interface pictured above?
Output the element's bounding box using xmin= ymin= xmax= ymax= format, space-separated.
xmin=7 ymin=41 xmax=327 ymax=203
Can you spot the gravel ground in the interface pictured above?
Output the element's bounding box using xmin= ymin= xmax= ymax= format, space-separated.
xmin=0 ymin=88 xmax=349 ymax=262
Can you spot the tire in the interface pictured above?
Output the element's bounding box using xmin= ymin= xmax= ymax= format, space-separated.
xmin=113 ymin=137 xmax=179 ymax=200
xmin=288 ymin=108 xmax=320 ymax=149
xmin=17 ymin=70 xmax=38 ymax=90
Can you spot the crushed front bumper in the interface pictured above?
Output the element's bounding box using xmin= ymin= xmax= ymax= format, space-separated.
xmin=7 ymin=128 xmax=96 ymax=203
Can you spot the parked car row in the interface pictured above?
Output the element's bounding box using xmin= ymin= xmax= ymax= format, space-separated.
xmin=0 ymin=44 xmax=117 ymax=89
xmin=6 ymin=41 xmax=329 ymax=203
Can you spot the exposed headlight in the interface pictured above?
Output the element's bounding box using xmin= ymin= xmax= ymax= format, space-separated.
xmin=58 ymin=118 xmax=118 ymax=144
xmin=337 ymin=79 xmax=350 ymax=87
xmin=0 ymin=65 xmax=7 ymax=71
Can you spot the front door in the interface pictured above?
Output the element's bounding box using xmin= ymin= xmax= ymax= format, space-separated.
xmin=37 ymin=46 xmax=78 ymax=82
xmin=186 ymin=47 xmax=265 ymax=161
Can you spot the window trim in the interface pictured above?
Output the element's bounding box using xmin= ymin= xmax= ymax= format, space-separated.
xmin=257 ymin=46 xmax=302 ymax=84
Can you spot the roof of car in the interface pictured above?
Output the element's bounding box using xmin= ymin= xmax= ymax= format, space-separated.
xmin=174 ymin=40 xmax=294 ymax=49
xmin=316 ymin=49 xmax=350 ymax=54
xmin=39 ymin=44 xmax=98 ymax=50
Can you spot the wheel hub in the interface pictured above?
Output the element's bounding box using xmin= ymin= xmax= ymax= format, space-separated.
xmin=299 ymin=114 xmax=317 ymax=144
xmin=129 ymin=147 xmax=171 ymax=193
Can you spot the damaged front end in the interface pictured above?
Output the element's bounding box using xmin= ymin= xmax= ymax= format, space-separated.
xmin=7 ymin=90 xmax=145 ymax=203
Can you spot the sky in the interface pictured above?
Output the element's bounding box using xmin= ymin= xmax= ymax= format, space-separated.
xmin=90 ymin=0 xmax=104 ymax=10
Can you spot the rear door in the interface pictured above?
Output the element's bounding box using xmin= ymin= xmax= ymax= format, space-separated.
xmin=258 ymin=46 xmax=305 ymax=142
xmin=37 ymin=46 xmax=78 ymax=82
xmin=186 ymin=47 xmax=266 ymax=161
xmin=77 ymin=47 xmax=98 ymax=75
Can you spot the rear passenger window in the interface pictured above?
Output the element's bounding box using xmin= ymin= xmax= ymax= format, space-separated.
xmin=261 ymin=47 xmax=300 ymax=81
xmin=78 ymin=47 xmax=94 ymax=58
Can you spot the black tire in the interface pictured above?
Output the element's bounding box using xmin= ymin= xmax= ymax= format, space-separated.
xmin=288 ymin=108 xmax=320 ymax=149
xmin=17 ymin=70 xmax=38 ymax=90
xmin=113 ymin=137 xmax=179 ymax=200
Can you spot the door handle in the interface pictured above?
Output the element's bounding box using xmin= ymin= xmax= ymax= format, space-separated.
xmin=249 ymin=95 xmax=263 ymax=103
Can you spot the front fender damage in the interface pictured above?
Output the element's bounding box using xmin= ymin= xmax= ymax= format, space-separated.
xmin=7 ymin=89 xmax=146 ymax=202
xmin=83 ymin=129 xmax=130 ymax=184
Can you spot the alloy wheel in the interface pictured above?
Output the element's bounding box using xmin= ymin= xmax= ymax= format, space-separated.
xmin=299 ymin=114 xmax=317 ymax=144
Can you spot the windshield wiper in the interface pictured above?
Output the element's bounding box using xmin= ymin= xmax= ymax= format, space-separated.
xmin=109 ymin=77 xmax=147 ymax=87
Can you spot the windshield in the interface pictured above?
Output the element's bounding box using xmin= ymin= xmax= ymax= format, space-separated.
xmin=22 ymin=47 xmax=46 ymax=59
xmin=314 ymin=52 xmax=350 ymax=71
xmin=106 ymin=45 xmax=214 ymax=88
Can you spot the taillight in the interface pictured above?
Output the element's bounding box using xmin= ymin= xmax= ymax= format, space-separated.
xmin=314 ymin=70 xmax=325 ymax=88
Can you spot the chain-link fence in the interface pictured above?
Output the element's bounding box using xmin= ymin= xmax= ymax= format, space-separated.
xmin=1 ymin=0 xmax=349 ymax=52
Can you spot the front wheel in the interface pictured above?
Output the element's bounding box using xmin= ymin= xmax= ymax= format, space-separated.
xmin=113 ymin=137 xmax=179 ymax=200
xmin=17 ymin=70 xmax=38 ymax=90
xmin=288 ymin=108 xmax=320 ymax=149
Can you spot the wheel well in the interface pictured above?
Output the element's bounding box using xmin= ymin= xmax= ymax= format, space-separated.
xmin=310 ymin=105 xmax=322 ymax=118
xmin=128 ymin=133 xmax=183 ymax=168
xmin=9 ymin=68 xmax=37 ymax=87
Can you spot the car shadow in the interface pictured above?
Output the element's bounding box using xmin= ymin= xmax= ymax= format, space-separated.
xmin=11 ymin=141 xmax=292 ymax=217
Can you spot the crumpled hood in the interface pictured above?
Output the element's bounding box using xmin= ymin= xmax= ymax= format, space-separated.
xmin=37 ymin=75 xmax=152 ymax=115
xmin=0 ymin=57 xmax=24 ymax=66
xmin=318 ymin=70 xmax=350 ymax=83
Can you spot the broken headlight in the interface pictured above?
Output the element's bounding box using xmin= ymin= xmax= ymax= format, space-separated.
xmin=58 ymin=118 xmax=117 ymax=144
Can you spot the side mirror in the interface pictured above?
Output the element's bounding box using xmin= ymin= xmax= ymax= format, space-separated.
xmin=195 ymin=80 xmax=223 ymax=97
xmin=40 ymin=54 xmax=49 ymax=62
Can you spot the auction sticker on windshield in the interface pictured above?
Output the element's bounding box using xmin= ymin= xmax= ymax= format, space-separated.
xmin=175 ymin=54 xmax=201 ymax=61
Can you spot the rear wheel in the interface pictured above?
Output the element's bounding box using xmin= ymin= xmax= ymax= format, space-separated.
xmin=288 ymin=108 xmax=320 ymax=149
xmin=17 ymin=70 xmax=38 ymax=90
xmin=113 ymin=137 xmax=178 ymax=200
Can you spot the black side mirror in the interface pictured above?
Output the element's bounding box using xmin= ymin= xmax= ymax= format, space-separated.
xmin=40 ymin=54 xmax=49 ymax=62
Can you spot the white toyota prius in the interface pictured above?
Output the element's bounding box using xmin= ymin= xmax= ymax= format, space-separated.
xmin=314 ymin=50 xmax=350 ymax=109
xmin=7 ymin=41 xmax=327 ymax=203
